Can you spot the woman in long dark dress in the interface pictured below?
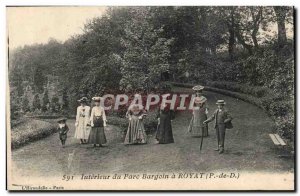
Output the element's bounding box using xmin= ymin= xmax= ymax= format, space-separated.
xmin=156 ymin=102 xmax=175 ymax=144
xmin=88 ymin=97 xmax=107 ymax=147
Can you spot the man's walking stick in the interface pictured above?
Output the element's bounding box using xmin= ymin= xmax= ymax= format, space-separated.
xmin=200 ymin=128 xmax=204 ymax=152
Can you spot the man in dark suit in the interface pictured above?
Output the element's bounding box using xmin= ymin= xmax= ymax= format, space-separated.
xmin=203 ymin=100 xmax=233 ymax=154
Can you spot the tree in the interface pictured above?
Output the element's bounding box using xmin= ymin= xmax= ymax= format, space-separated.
xmin=62 ymin=8 xmax=129 ymax=98
xmin=249 ymin=7 xmax=263 ymax=48
xmin=119 ymin=7 xmax=174 ymax=91
xmin=33 ymin=66 xmax=46 ymax=93
xmin=233 ymin=6 xmax=264 ymax=53
xmin=218 ymin=6 xmax=269 ymax=56
xmin=21 ymin=95 xmax=30 ymax=113
xmin=42 ymin=90 xmax=50 ymax=112
xmin=32 ymin=94 xmax=41 ymax=111
xmin=203 ymin=7 xmax=227 ymax=55
xmin=8 ymin=6 xmax=294 ymax=120
xmin=9 ymin=66 xmax=24 ymax=96
xmin=50 ymin=96 xmax=60 ymax=113
xmin=61 ymin=88 xmax=69 ymax=112
xmin=273 ymin=6 xmax=288 ymax=48
xmin=218 ymin=7 xmax=237 ymax=60
xmin=10 ymin=89 xmax=21 ymax=119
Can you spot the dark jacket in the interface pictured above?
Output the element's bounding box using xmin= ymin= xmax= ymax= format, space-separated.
xmin=207 ymin=109 xmax=233 ymax=129
xmin=58 ymin=125 xmax=69 ymax=135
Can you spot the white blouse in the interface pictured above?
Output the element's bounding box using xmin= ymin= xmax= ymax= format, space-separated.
xmin=90 ymin=106 xmax=107 ymax=126
xmin=75 ymin=105 xmax=90 ymax=124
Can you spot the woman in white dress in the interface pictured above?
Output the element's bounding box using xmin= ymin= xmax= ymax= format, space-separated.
xmin=74 ymin=97 xmax=91 ymax=144
xmin=88 ymin=97 xmax=107 ymax=147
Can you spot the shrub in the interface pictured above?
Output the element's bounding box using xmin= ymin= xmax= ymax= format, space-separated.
xmin=10 ymin=96 xmax=21 ymax=120
xmin=143 ymin=110 xmax=158 ymax=133
xmin=42 ymin=90 xmax=50 ymax=112
xmin=259 ymin=95 xmax=274 ymax=112
xmin=207 ymin=81 xmax=270 ymax=98
xmin=253 ymin=87 xmax=269 ymax=98
xmin=10 ymin=86 xmax=22 ymax=112
xmin=50 ymin=96 xmax=60 ymax=113
xmin=275 ymin=114 xmax=294 ymax=141
xmin=107 ymin=109 xmax=158 ymax=135
xmin=21 ymin=95 xmax=30 ymax=113
xmin=32 ymin=94 xmax=41 ymax=111
xmin=11 ymin=119 xmax=57 ymax=149
xmin=268 ymin=100 xmax=293 ymax=117
xmin=107 ymin=116 xmax=128 ymax=130
xmin=61 ymin=88 xmax=69 ymax=112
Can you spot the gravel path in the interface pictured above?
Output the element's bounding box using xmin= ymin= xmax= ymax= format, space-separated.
xmin=11 ymin=90 xmax=294 ymax=179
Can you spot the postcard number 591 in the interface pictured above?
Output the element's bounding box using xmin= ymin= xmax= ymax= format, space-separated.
xmin=62 ymin=175 xmax=74 ymax=181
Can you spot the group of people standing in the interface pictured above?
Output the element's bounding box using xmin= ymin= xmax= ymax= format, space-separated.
xmin=124 ymin=93 xmax=175 ymax=145
xmin=188 ymin=85 xmax=233 ymax=154
xmin=57 ymin=85 xmax=233 ymax=154
xmin=74 ymin=97 xmax=107 ymax=147
xmin=56 ymin=96 xmax=108 ymax=148
xmin=57 ymin=94 xmax=176 ymax=148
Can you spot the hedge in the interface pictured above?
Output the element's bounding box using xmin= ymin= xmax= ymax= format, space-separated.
xmin=107 ymin=110 xmax=158 ymax=134
xmin=11 ymin=119 xmax=57 ymax=149
xmin=172 ymin=81 xmax=295 ymax=147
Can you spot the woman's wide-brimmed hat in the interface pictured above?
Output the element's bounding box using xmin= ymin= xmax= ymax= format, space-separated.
xmin=57 ymin=117 xmax=67 ymax=123
xmin=129 ymin=104 xmax=143 ymax=112
xmin=216 ymin=100 xmax=226 ymax=105
xmin=192 ymin=85 xmax=204 ymax=91
xmin=194 ymin=96 xmax=207 ymax=104
xmin=78 ymin=97 xmax=88 ymax=103
xmin=92 ymin=97 xmax=102 ymax=102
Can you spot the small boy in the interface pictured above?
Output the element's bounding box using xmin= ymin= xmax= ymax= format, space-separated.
xmin=203 ymin=100 xmax=233 ymax=154
xmin=57 ymin=118 xmax=69 ymax=147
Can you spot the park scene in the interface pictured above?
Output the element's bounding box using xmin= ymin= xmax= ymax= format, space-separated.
xmin=8 ymin=6 xmax=294 ymax=189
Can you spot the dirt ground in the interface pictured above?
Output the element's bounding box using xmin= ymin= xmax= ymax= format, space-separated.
xmin=11 ymin=90 xmax=294 ymax=178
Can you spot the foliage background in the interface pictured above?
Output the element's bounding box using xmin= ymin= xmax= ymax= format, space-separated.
xmin=8 ymin=6 xmax=294 ymax=141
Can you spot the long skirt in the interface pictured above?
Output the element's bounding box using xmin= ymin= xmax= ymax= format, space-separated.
xmin=88 ymin=127 xmax=107 ymax=144
xmin=124 ymin=116 xmax=147 ymax=144
xmin=156 ymin=113 xmax=174 ymax=144
xmin=74 ymin=117 xmax=90 ymax=140
xmin=188 ymin=108 xmax=208 ymax=137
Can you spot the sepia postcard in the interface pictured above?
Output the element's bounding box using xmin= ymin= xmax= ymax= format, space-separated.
xmin=6 ymin=6 xmax=295 ymax=191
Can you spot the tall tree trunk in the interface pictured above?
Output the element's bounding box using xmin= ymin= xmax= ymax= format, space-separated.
xmin=228 ymin=8 xmax=235 ymax=61
xmin=251 ymin=30 xmax=259 ymax=48
xmin=234 ymin=24 xmax=253 ymax=55
xmin=250 ymin=7 xmax=263 ymax=49
xmin=274 ymin=6 xmax=287 ymax=48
